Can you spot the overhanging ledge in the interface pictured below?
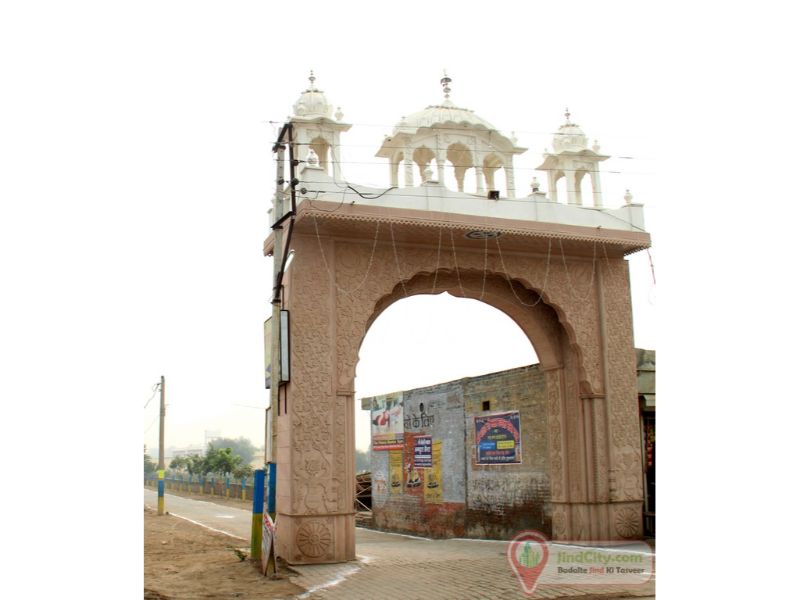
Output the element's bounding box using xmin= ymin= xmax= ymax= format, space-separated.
xmin=264 ymin=200 xmax=651 ymax=258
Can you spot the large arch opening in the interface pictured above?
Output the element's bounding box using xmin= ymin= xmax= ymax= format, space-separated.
xmin=350 ymin=269 xmax=578 ymax=541
xmin=355 ymin=291 xmax=538 ymax=448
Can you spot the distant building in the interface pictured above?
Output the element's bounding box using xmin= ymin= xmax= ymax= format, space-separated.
xmin=361 ymin=350 xmax=655 ymax=540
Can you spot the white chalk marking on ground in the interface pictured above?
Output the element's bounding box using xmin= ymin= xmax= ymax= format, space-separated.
xmin=168 ymin=512 xmax=247 ymax=541
xmin=144 ymin=489 xmax=251 ymax=516
xmin=215 ymin=515 xmax=235 ymax=519
xmin=355 ymin=526 xmax=433 ymax=541
xmin=294 ymin=564 xmax=361 ymax=599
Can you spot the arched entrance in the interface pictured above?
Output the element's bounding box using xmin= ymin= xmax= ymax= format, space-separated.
xmin=267 ymin=200 xmax=648 ymax=564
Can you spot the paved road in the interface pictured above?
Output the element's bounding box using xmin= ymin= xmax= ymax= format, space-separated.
xmin=144 ymin=489 xmax=655 ymax=599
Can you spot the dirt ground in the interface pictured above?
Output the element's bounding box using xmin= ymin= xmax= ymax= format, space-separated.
xmin=144 ymin=506 xmax=304 ymax=600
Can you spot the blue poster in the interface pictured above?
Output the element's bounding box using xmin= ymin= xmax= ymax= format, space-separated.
xmin=474 ymin=411 xmax=522 ymax=465
xmin=413 ymin=435 xmax=433 ymax=468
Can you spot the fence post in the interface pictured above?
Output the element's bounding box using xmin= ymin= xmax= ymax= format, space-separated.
xmin=250 ymin=469 xmax=265 ymax=561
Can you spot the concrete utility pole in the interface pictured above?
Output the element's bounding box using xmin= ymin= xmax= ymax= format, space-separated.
xmin=267 ymin=137 xmax=286 ymax=473
xmin=157 ymin=375 xmax=165 ymax=515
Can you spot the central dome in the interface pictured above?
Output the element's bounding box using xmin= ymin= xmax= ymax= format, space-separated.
xmin=394 ymin=99 xmax=497 ymax=135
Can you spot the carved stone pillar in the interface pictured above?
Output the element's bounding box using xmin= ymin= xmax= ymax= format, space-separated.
xmin=591 ymin=170 xmax=603 ymax=207
xmin=276 ymin=234 xmax=356 ymax=564
xmin=548 ymin=171 xmax=559 ymax=203
xmin=505 ymin=155 xmax=516 ymax=198
xmin=331 ymin=133 xmax=343 ymax=181
xmin=404 ymin=150 xmax=414 ymax=187
xmin=566 ymin=165 xmax=579 ymax=205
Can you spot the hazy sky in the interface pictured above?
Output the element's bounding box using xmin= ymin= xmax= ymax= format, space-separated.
xmin=11 ymin=2 xmax=663 ymax=455
xmin=5 ymin=2 xmax=800 ymax=596
xmin=109 ymin=3 xmax=660 ymax=454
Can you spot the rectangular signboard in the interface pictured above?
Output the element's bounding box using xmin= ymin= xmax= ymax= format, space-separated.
xmin=474 ymin=411 xmax=522 ymax=465
xmin=260 ymin=512 xmax=275 ymax=575
xmin=264 ymin=318 xmax=272 ymax=389
xmin=389 ymin=450 xmax=403 ymax=495
xmin=424 ymin=440 xmax=443 ymax=504
xmin=413 ymin=435 xmax=432 ymax=468
xmin=370 ymin=393 xmax=404 ymax=450
xmin=279 ymin=310 xmax=290 ymax=383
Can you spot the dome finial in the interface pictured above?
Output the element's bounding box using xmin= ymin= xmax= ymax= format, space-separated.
xmin=565 ymin=107 xmax=571 ymax=123
xmin=440 ymin=70 xmax=452 ymax=101
xmin=308 ymin=70 xmax=316 ymax=90
xmin=624 ymin=189 xmax=633 ymax=204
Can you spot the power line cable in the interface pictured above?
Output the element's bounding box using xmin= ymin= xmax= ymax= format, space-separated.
xmin=274 ymin=156 xmax=654 ymax=176
xmin=266 ymin=119 xmax=653 ymax=141
xmin=143 ymin=382 xmax=160 ymax=409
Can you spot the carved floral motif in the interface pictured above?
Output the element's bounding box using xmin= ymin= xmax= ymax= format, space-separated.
xmin=285 ymin=216 xmax=643 ymax=546
xmin=614 ymin=506 xmax=641 ymax=539
xmin=296 ymin=520 xmax=333 ymax=558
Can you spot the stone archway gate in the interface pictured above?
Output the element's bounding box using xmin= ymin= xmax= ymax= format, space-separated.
xmin=264 ymin=199 xmax=650 ymax=564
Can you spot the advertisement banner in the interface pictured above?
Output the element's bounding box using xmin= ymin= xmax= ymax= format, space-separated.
xmin=424 ymin=440 xmax=443 ymax=504
xmin=260 ymin=512 xmax=275 ymax=575
xmin=413 ymin=435 xmax=432 ymax=468
xmin=389 ymin=450 xmax=403 ymax=495
xmin=371 ymin=393 xmax=404 ymax=450
xmin=474 ymin=411 xmax=522 ymax=465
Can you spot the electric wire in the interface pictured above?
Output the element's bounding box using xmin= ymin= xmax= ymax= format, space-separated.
xmin=266 ymin=119 xmax=652 ymax=142
xmin=275 ymin=155 xmax=652 ymax=176
xmin=143 ymin=382 xmax=160 ymax=409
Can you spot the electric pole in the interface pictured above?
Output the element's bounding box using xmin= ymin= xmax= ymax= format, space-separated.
xmin=157 ymin=375 xmax=166 ymax=515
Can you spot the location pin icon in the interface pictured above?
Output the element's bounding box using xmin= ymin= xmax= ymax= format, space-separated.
xmin=507 ymin=530 xmax=550 ymax=595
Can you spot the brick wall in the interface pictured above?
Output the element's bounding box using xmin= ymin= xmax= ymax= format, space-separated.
xmin=364 ymin=364 xmax=551 ymax=540
xmin=464 ymin=365 xmax=551 ymax=539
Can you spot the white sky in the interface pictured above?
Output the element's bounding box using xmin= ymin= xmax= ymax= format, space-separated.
xmin=2 ymin=2 xmax=798 ymax=596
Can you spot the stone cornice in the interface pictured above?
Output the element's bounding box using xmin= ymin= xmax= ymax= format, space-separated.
xmin=264 ymin=200 xmax=651 ymax=257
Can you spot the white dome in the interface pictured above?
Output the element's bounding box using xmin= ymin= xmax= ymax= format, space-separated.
xmin=552 ymin=111 xmax=589 ymax=153
xmin=292 ymin=72 xmax=333 ymax=119
xmin=394 ymin=99 xmax=497 ymax=135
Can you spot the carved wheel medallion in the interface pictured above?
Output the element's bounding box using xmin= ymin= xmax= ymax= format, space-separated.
xmin=296 ymin=521 xmax=332 ymax=558
xmin=615 ymin=507 xmax=640 ymax=539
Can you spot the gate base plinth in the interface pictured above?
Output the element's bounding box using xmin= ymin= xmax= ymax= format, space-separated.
xmin=276 ymin=513 xmax=357 ymax=565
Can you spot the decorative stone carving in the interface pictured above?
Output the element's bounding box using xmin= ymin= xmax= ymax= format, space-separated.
xmin=611 ymin=445 xmax=644 ymax=502
xmin=614 ymin=506 xmax=641 ymax=539
xmin=545 ymin=370 xmax=565 ymax=502
xmin=296 ymin=520 xmax=333 ymax=558
xmin=282 ymin=213 xmax=643 ymax=556
xmin=552 ymin=504 xmax=568 ymax=538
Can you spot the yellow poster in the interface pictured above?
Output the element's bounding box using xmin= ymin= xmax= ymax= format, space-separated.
xmin=424 ymin=440 xmax=443 ymax=504
xmin=389 ymin=450 xmax=403 ymax=495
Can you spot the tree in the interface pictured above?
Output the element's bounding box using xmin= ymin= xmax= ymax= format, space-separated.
xmin=205 ymin=446 xmax=242 ymax=476
xmin=209 ymin=437 xmax=257 ymax=465
xmin=184 ymin=454 xmax=206 ymax=476
xmin=144 ymin=450 xmax=156 ymax=474
xmin=355 ymin=449 xmax=371 ymax=474
xmin=232 ymin=463 xmax=254 ymax=480
xmin=169 ymin=456 xmax=188 ymax=471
